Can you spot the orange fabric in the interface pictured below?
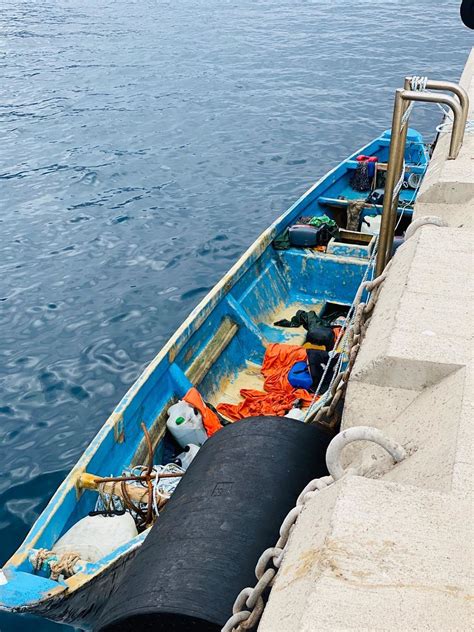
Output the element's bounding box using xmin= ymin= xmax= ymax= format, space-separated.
xmin=332 ymin=326 xmax=342 ymax=348
xmin=217 ymin=343 xmax=313 ymax=421
xmin=183 ymin=387 xmax=221 ymax=437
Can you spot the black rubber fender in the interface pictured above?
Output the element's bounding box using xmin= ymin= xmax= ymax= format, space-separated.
xmin=95 ymin=416 xmax=331 ymax=632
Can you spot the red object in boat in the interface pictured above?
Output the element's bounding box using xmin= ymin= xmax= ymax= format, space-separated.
xmin=356 ymin=154 xmax=378 ymax=162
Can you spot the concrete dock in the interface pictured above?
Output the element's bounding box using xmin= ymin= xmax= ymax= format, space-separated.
xmin=258 ymin=50 xmax=473 ymax=631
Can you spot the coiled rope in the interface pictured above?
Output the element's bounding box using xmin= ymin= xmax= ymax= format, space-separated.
xmin=404 ymin=75 xmax=473 ymax=136
xmin=32 ymin=549 xmax=81 ymax=581
xmin=436 ymin=102 xmax=474 ymax=134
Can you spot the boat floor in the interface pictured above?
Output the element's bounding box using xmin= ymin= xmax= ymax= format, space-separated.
xmin=215 ymin=360 xmax=265 ymax=406
xmin=259 ymin=300 xmax=323 ymax=346
xmin=211 ymin=300 xmax=322 ymax=408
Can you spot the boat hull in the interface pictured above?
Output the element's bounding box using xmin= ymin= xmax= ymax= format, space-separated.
xmin=0 ymin=128 xmax=429 ymax=629
xmin=14 ymin=547 xmax=138 ymax=629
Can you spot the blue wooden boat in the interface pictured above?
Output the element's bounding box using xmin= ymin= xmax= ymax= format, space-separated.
xmin=0 ymin=128 xmax=429 ymax=629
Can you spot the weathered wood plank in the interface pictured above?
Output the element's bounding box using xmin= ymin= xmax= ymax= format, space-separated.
xmin=185 ymin=317 xmax=238 ymax=386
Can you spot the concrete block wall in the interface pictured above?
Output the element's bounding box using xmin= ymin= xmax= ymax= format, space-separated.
xmin=259 ymin=477 xmax=472 ymax=632
xmin=414 ymin=49 xmax=474 ymax=229
xmin=258 ymin=49 xmax=474 ymax=631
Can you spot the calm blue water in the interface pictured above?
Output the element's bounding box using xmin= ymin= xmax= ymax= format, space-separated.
xmin=0 ymin=1 xmax=471 ymax=629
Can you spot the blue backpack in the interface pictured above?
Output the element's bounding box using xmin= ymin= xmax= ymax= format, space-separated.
xmin=288 ymin=361 xmax=313 ymax=390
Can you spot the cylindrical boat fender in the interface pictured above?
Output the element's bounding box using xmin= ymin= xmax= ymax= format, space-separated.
xmin=95 ymin=416 xmax=332 ymax=632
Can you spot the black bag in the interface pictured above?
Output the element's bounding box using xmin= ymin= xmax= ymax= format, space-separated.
xmin=306 ymin=325 xmax=335 ymax=350
xmin=307 ymin=350 xmax=339 ymax=393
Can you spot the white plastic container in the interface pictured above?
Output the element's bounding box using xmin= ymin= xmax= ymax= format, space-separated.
xmin=166 ymin=400 xmax=208 ymax=448
xmin=53 ymin=513 xmax=138 ymax=563
xmin=173 ymin=443 xmax=200 ymax=470
xmin=285 ymin=407 xmax=306 ymax=421
xmin=361 ymin=214 xmax=382 ymax=236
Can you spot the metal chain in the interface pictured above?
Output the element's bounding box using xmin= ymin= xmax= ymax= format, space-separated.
xmin=222 ymin=421 xmax=406 ymax=632
xmin=221 ymin=475 xmax=334 ymax=632
xmin=305 ymin=266 xmax=390 ymax=428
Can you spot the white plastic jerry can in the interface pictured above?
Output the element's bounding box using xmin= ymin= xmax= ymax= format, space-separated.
xmin=166 ymin=400 xmax=208 ymax=448
xmin=173 ymin=443 xmax=200 ymax=470
xmin=361 ymin=214 xmax=382 ymax=235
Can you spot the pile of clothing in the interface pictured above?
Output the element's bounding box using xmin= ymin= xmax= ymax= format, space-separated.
xmin=217 ymin=343 xmax=339 ymax=421
xmin=274 ymin=308 xmax=343 ymax=350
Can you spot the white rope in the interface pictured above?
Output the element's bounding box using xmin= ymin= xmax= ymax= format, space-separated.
xmin=392 ymin=159 xmax=406 ymax=202
xmin=435 ymin=102 xmax=474 ymax=134
xmin=401 ymin=76 xmax=428 ymax=128
xmin=151 ymin=463 xmax=184 ymax=517
xmin=404 ymin=215 xmax=448 ymax=241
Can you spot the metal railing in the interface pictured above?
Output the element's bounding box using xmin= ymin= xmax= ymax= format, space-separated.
xmin=375 ymin=78 xmax=470 ymax=276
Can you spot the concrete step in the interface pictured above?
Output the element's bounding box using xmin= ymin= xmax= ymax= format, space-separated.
xmin=341 ymin=224 xmax=473 ymax=496
xmin=258 ymin=476 xmax=473 ymax=632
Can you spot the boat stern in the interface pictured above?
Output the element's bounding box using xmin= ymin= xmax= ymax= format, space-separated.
xmin=0 ymin=567 xmax=66 ymax=612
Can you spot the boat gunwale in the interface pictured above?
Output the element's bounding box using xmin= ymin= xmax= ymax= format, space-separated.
xmin=2 ymin=130 xmax=424 ymax=605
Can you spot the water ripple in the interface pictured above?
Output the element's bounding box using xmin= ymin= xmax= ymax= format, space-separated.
xmin=0 ymin=1 xmax=471 ymax=630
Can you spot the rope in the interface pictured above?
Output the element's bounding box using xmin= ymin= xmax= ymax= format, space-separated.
xmin=49 ymin=552 xmax=81 ymax=581
xmin=93 ymin=423 xmax=184 ymax=530
xmin=392 ymin=159 xmax=406 ymax=202
xmin=222 ymin=427 xmax=406 ymax=632
xmin=403 ymin=76 xmax=473 ymax=139
xmin=304 ymin=245 xmax=388 ymax=427
xmin=32 ymin=549 xmax=81 ymax=581
xmin=436 ymin=102 xmax=474 ymax=134
xmin=32 ymin=548 xmax=52 ymax=573
xmin=404 ymin=215 xmax=448 ymax=241
xmin=401 ymin=76 xmax=428 ymax=129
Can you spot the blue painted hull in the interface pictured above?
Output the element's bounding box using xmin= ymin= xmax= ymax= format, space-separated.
xmin=0 ymin=128 xmax=429 ymax=628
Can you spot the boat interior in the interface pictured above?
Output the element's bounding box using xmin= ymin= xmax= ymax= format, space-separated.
xmin=1 ymin=128 xmax=429 ymax=610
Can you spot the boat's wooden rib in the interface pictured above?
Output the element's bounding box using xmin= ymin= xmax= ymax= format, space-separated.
xmin=185 ymin=317 xmax=239 ymax=386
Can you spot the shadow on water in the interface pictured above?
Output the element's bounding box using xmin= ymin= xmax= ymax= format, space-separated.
xmin=0 ymin=471 xmax=73 ymax=631
xmin=0 ymin=470 xmax=68 ymax=567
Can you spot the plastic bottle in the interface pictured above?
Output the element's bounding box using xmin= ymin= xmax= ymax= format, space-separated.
xmin=166 ymin=401 xmax=208 ymax=448
xmin=173 ymin=444 xmax=200 ymax=470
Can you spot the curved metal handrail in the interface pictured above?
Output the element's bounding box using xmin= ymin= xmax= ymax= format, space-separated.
xmin=375 ymin=77 xmax=470 ymax=275
xmin=406 ymin=77 xmax=470 ymax=137
xmin=401 ymin=89 xmax=464 ymax=159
